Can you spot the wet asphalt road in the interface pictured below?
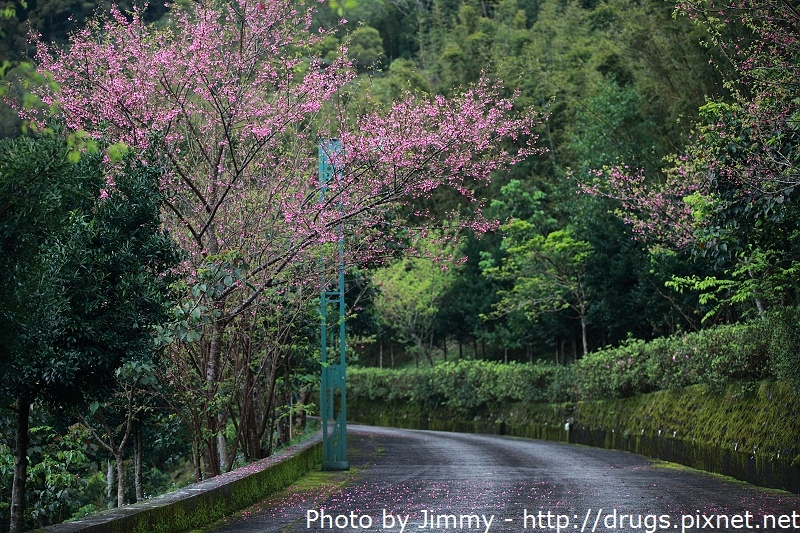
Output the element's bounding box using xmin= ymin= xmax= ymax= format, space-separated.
xmin=206 ymin=425 xmax=800 ymax=533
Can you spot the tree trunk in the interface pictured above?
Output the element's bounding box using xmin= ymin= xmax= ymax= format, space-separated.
xmin=280 ymin=359 xmax=291 ymax=445
xmin=297 ymin=389 xmax=311 ymax=430
xmin=115 ymin=451 xmax=125 ymax=507
xmin=266 ymin=403 xmax=276 ymax=455
xmin=580 ymin=315 xmax=588 ymax=356
xmin=9 ymin=394 xmax=30 ymax=533
xmin=424 ymin=342 xmax=433 ymax=366
xmin=191 ymin=440 xmax=202 ymax=482
xmin=107 ymin=459 xmax=115 ymax=508
xmin=134 ymin=423 xmax=143 ymax=502
xmin=428 ymin=331 xmax=434 ymax=366
xmin=203 ymin=436 xmax=219 ymax=478
xmin=244 ymin=373 xmax=259 ymax=461
xmin=217 ymin=412 xmax=229 ymax=472
xmin=747 ymin=267 xmax=766 ymax=320
xmin=257 ymin=359 xmax=280 ymax=458
xmin=204 ymin=327 xmax=224 ymax=478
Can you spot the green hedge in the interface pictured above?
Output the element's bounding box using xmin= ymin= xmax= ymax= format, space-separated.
xmin=349 ymin=308 xmax=800 ymax=405
xmin=349 ymin=359 xmax=571 ymax=408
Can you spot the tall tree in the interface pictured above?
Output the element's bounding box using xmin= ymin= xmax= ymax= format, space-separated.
xmin=480 ymin=179 xmax=593 ymax=356
xmin=31 ymin=0 xmax=542 ymax=476
xmin=0 ymin=133 xmax=177 ymax=532
xmin=373 ymin=255 xmax=452 ymax=366
xmin=484 ymin=226 xmax=594 ymax=356
xmin=581 ymin=0 xmax=800 ymax=320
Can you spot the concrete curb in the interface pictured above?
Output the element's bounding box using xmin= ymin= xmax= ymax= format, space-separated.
xmin=31 ymin=432 xmax=322 ymax=533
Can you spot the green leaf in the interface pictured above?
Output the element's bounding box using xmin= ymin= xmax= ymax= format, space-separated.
xmin=106 ymin=142 xmax=129 ymax=161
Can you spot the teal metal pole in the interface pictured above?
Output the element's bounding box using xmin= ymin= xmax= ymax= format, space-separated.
xmin=319 ymin=139 xmax=349 ymax=471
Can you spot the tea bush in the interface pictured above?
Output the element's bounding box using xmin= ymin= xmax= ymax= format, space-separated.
xmin=349 ymin=308 xmax=800 ymax=405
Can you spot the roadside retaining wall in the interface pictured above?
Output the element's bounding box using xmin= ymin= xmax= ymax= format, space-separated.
xmin=31 ymin=433 xmax=322 ymax=533
xmin=348 ymin=381 xmax=800 ymax=493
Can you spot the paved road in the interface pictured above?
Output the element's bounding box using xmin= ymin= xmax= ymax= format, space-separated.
xmin=206 ymin=425 xmax=800 ymax=533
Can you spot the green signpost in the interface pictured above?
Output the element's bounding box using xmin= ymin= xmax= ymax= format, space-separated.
xmin=318 ymin=139 xmax=349 ymax=471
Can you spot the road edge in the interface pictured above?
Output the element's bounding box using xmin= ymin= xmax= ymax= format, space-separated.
xmin=348 ymin=383 xmax=800 ymax=494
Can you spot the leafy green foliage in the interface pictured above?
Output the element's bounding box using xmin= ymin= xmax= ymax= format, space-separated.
xmin=0 ymin=420 xmax=106 ymax=528
xmin=765 ymin=307 xmax=800 ymax=386
xmin=435 ymin=232 xmax=503 ymax=358
xmin=0 ymin=132 xmax=178 ymax=529
xmin=563 ymin=309 xmax=797 ymax=399
xmin=26 ymin=424 xmax=99 ymax=526
xmin=350 ymin=308 xmax=800 ymax=405
xmin=484 ymin=227 xmax=592 ymax=318
xmin=372 ymin=255 xmax=453 ymax=365
xmin=347 ymin=26 xmax=386 ymax=71
xmin=481 ymin=179 xmax=594 ymax=353
xmin=566 ymin=79 xmax=660 ymax=176
xmin=6 ymin=146 xmax=178 ymax=403
xmin=349 ymin=359 xmax=571 ymax=411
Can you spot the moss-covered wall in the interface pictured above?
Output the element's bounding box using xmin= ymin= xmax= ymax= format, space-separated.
xmin=32 ymin=435 xmax=323 ymax=533
xmin=348 ymin=381 xmax=800 ymax=493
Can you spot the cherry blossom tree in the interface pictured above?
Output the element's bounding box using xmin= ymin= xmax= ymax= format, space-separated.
xmin=31 ymin=0 xmax=542 ymax=476
xmin=581 ymin=0 xmax=799 ymax=319
xmin=585 ymin=0 xmax=798 ymax=242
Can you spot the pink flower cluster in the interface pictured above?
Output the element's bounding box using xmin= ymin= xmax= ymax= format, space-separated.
xmin=31 ymin=0 xmax=543 ymax=321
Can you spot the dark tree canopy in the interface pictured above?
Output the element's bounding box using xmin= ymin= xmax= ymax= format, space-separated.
xmin=1 ymin=132 xmax=178 ymax=404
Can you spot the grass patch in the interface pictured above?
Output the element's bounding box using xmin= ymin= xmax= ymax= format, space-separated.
xmin=197 ymin=467 xmax=360 ymax=532
xmin=285 ymin=468 xmax=358 ymax=493
xmin=647 ymin=458 xmax=793 ymax=494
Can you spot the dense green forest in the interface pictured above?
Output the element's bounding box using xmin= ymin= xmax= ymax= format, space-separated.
xmin=314 ymin=0 xmax=798 ymax=364
xmin=0 ymin=0 xmax=798 ymax=530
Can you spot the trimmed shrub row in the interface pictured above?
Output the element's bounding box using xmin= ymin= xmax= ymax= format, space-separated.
xmin=349 ymin=308 xmax=800 ymax=407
